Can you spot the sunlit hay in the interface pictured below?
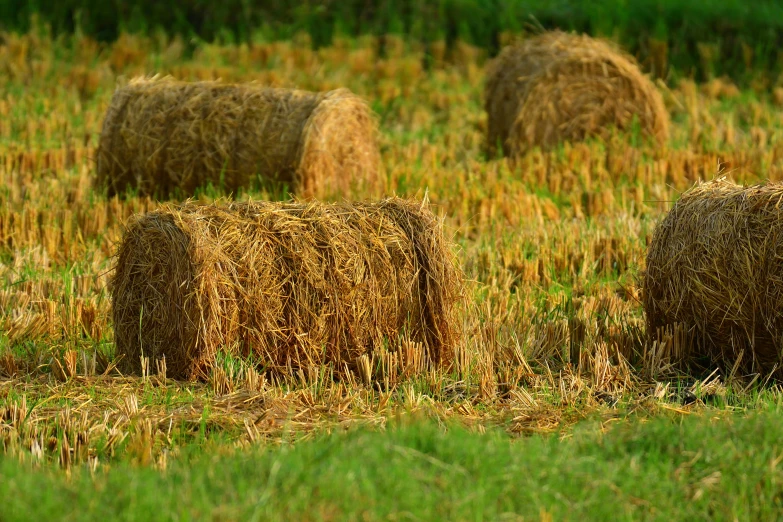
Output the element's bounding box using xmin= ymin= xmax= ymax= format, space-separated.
xmin=773 ymin=87 xmax=783 ymax=108
xmin=111 ymin=197 xmax=463 ymax=381
xmin=701 ymin=77 xmax=741 ymax=100
xmin=108 ymin=32 xmax=149 ymax=73
xmin=485 ymin=31 xmax=669 ymax=158
xmin=96 ymin=76 xmax=382 ymax=200
xmin=64 ymin=65 xmax=106 ymax=101
xmin=643 ymin=178 xmax=783 ymax=378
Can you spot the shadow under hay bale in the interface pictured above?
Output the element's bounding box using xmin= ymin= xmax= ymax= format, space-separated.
xmin=111 ymin=197 xmax=463 ymax=381
xmin=643 ymin=178 xmax=783 ymax=378
xmin=96 ymin=76 xmax=382 ymax=200
xmin=485 ymin=31 xmax=669 ymax=159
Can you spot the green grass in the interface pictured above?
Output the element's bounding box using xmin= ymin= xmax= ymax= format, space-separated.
xmin=3 ymin=409 xmax=783 ymax=521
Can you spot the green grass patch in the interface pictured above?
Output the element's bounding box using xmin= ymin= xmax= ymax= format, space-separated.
xmin=3 ymin=408 xmax=783 ymax=521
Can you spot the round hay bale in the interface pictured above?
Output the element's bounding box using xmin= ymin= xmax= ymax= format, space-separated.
xmin=111 ymin=197 xmax=463 ymax=380
xmin=96 ymin=76 xmax=382 ymax=199
xmin=485 ymin=31 xmax=669 ymax=158
xmin=643 ymin=178 xmax=783 ymax=377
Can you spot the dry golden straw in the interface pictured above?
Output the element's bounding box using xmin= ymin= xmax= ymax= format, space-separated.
xmin=485 ymin=31 xmax=669 ymax=158
xmin=96 ymin=76 xmax=382 ymax=199
xmin=643 ymin=178 xmax=783 ymax=377
xmin=111 ymin=197 xmax=463 ymax=380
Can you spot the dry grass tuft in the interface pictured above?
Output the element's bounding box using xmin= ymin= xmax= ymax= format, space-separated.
xmin=701 ymin=77 xmax=741 ymax=100
xmin=485 ymin=31 xmax=669 ymax=158
xmin=111 ymin=197 xmax=463 ymax=381
xmin=643 ymin=178 xmax=783 ymax=378
xmin=96 ymin=76 xmax=382 ymax=199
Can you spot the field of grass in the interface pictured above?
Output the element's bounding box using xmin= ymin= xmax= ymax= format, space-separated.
xmin=1 ymin=23 xmax=783 ymax=520
xmin=5 ymin=408 xmax=783 ymax=521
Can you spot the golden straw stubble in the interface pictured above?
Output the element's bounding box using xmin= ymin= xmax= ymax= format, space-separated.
xmin=111 ymin=197 xmax=463 ymax=380
xmin=643 ymin=178 xmax=783 ymax=376
xmin=96 ymin=76 xmax=382 ymax=200
xmin=485 ymin=31 xmax=669 ymax=159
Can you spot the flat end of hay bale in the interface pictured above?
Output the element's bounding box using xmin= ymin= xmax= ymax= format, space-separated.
xmin=298 ymin=88 xmax=384 ymax=198
xmin=111 ymin=206 xmax=204 ymax=379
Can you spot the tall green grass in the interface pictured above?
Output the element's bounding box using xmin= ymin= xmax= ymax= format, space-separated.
xmin=3 ymin=408 xmax=783 ymax=521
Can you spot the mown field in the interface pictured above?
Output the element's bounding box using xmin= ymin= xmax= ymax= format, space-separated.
xmin=2 ymin=20 xmax=783 ymax=521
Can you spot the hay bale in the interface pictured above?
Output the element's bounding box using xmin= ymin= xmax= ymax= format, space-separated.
xmin=485 ymin=31 xmax=669 ymax=158
xmin=643 ymin=178 xmax=783 ymax=377
xmin=96 ymin=76 xmax=382 ymax=199
xmin=111 ymin=197 xmax=462 ymax=380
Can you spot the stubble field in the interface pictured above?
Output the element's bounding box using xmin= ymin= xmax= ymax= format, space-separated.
xmin=2 ymin=26 xmax=783 ymax=520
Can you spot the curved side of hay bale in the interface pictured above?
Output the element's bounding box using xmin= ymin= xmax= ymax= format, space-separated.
xmin=485 ymin=31 xmax=669 ymax=158
xmin=96 ymin=77 xmax=382 ymax=200
xmin=643 ymin=179 xmax=783 ymax=376
xmin=111 ymin=198 xmax=462 ymax=380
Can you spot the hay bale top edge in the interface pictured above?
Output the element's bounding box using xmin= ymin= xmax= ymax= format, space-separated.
xmin=122 ymin=73 xmax=359 ymax=101
xmin=487 ymin=30 xmax=643 ymax=82
xmin=667 ymin=178 xmax=783 ymax=212
xmin=123 ymin=196 xmax=450 ymax=236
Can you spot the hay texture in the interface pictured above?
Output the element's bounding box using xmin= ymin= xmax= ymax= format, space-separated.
xmin=96 ymin=76 xmax=382 ymax=199
xmin=485 ymin=31 xmax=669 ymax=158
xmin=111 ymin=197 xmax=462 ymax=380
xmin=643 ymin=178 xmax=783 ymax=377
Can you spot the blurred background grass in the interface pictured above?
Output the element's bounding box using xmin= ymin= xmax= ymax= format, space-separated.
xmin=2 ymin=0 xmax=783 ymax=86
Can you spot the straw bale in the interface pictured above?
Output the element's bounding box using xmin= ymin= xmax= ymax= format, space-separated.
xmin=96 ymin=76 xmax=382 ymax=199
xmin=485 ymin=31 xmax=669 ymax=158
xmin=111 ymin=197 xmax=463 ymax=380
xmin=643 ymin=178 xmax=783 ymax=377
